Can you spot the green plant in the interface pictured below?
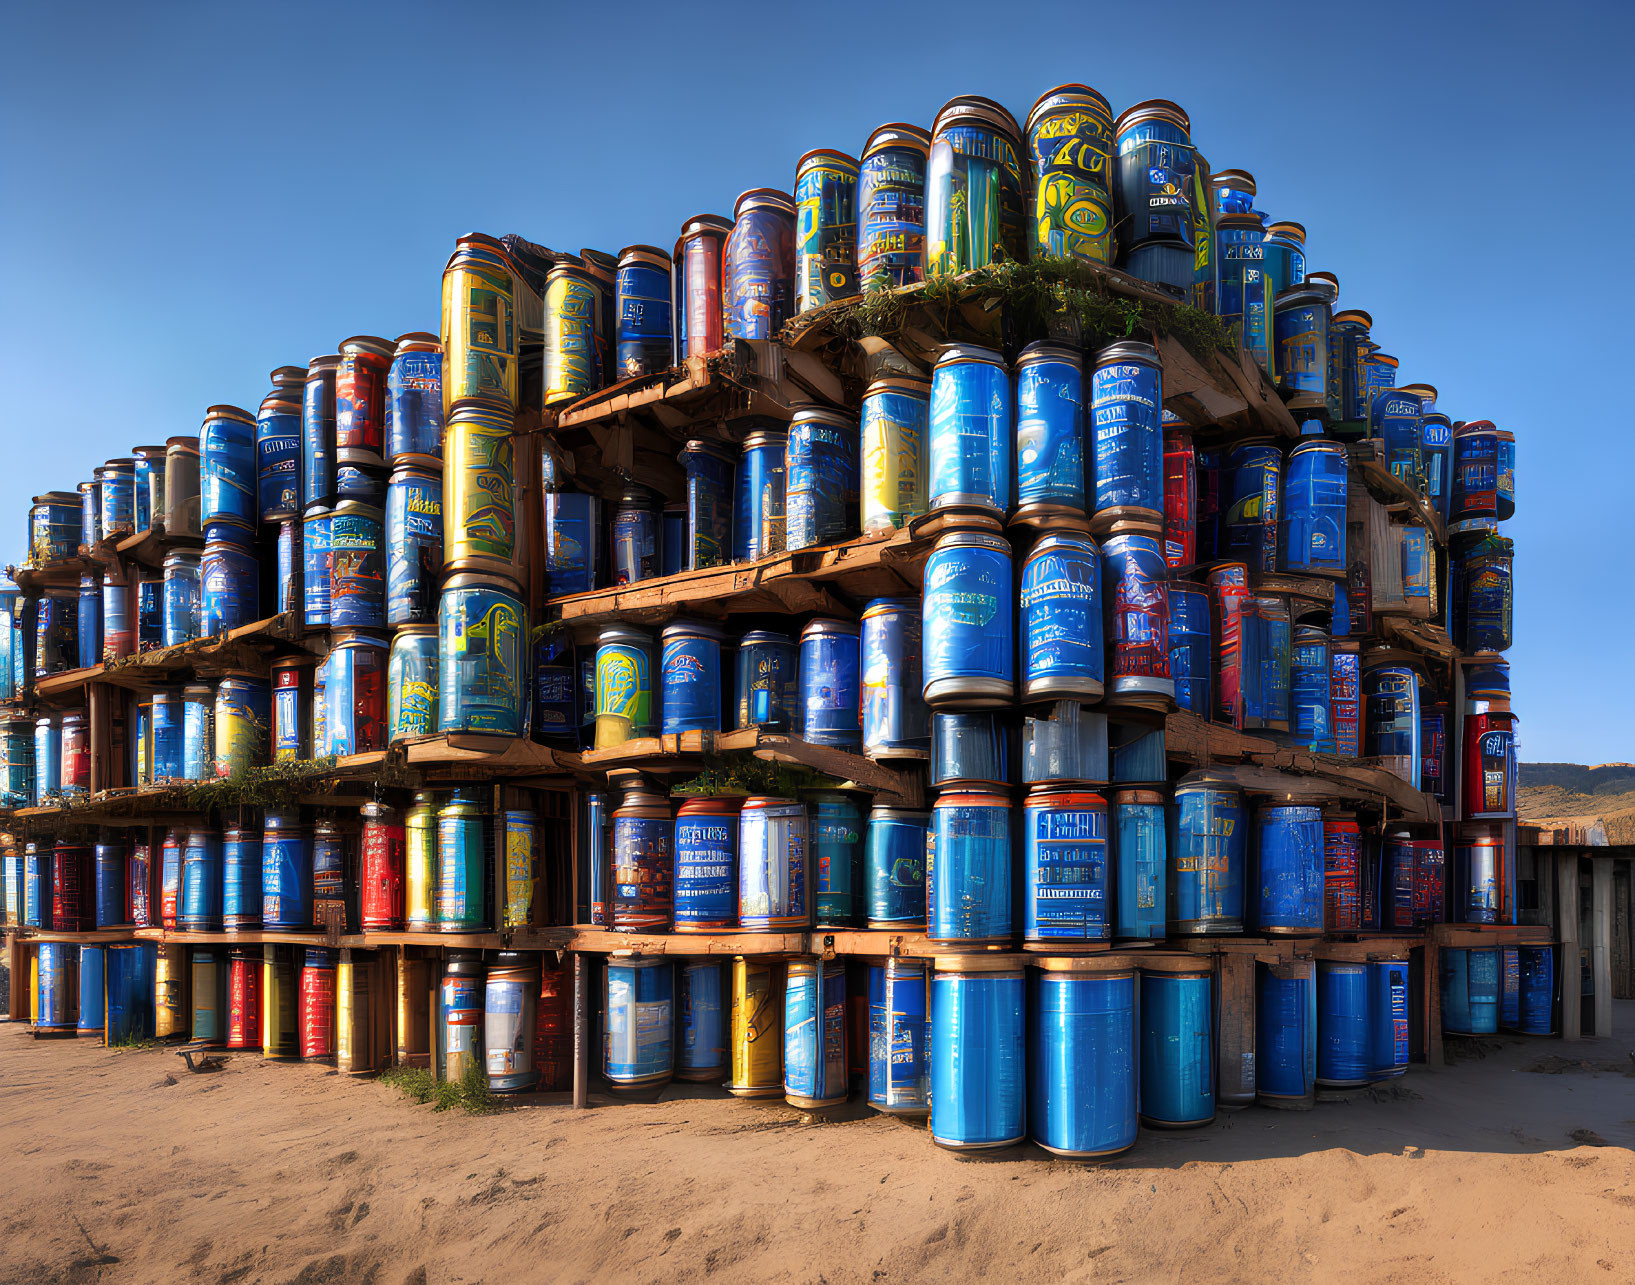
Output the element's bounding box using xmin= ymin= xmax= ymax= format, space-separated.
xmin=183 ymin=756 xmax=341 ymax=813
xmin=379 ymin=1059 xmax=503 ymax=1115
xmin=673 ymin=758 xmax=846 ymax=797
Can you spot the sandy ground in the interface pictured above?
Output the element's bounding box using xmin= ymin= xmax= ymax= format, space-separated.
xmin=2 ymin=1014 xmax=1634 ymax=1285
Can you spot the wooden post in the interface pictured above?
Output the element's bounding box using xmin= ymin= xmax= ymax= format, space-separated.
xmin=572 ymin=950 xmax=589 ymax=1109
xmin=1592 ymin=857 xmax=1613 ymax=1039
xmin=88 ymin=680 xmax=110 ymax=796
xmin=5 ymin=932 xmax=27 ymax=1021
xmin=1424 ymin=943 xmax=1443 ymax=1067
xmin=1558 ymin=852 xmax=1581 ymax=1041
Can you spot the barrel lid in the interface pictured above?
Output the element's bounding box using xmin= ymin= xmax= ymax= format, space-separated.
xmin=1024 ymin=84 xmax=1114 ymax=136
xmin=546 ymin=258 xmax=596 ymax=283
xmin=790 ymin=403 xmax=856 ymax=428
xmin=679 ymin=212 xmax=734 ymax=238
xmin=442 ymin=569 xmax=522 ymax=596
xmin=270 ymin=653 xmax=317 ymax=670
xmin=740 ymin=795 xmax=800 ymax=809
xmin=1371 ymin=352 xmax=1400 ymax=368
xmin=1289 ymin=436 xmax=1345 ymax=456
xmin=1265 ymin=221 xmax=1306 ymax=243
xmin=1174 ymin=768 xmax=1247 ymax=792
xmin=661 ymin=618 xmax=725 ymax=642
xmin=77 ymin=479 xmax=97 ymax=493
xmin=1399 ymin=382 xmax=1438 ymax=402
xmin=800 ymin=616 xmax=860 ymax=640
xmin=161 ymin=547 xmax=200 ymax=565
xmin=931 ymin=526 xmax=1009 ymax=554
xmin=393 ymin=332 xmax=441 ymax=352
xmin=1273 ymin=282 xmax=1327 ymax=305
xmin=616 ymin=244 xmax=673 ymax=269
xmin=1215 ymin=212 xmax=1265 ymax=232
xmin=1211 ymin=168 xmax=1256 ymax=192
xmin=130 ymin=444 xmax=168 ymax=457
xmin=795 ymin=147 xmax=860 ymax=175
xmin=388 ymin=454 xmax=443 ymax=476
xmin=598 ymin=623 xmax=653 ymax=645
xmin=1017 ymin=339 xmax=1082 ymax=365
xmin=740 ymin=426 xmax=789 ymax=448
xmin=445 ymin=398 xmax=514 ymax=429
xmin=676 ymin=795 xmax=745 ymax=816
xmin=394 ymin=623 xmax=438 ymax=638
xmin=1306 ymin=269 xmax=1340 ymax=292
xmin=307 ymin=353 xmax=342 ymax=372
xmin=1025 ymin=530 xmax=1099 ymax=558
xmin=1332 ymin=309 xmax=1373 ymax=329
xmin=269 ymin=365 xmax=307 ymax=386
xmin=863 ymin=372 xmax=931 ymax=395
xmin=1113 ymin=98 xmax=1191 ymax=136
xmin=867 ymin=804 xmax=930 ymax=821
xmin=732 ymin=187 xmax=796 ymax=218
xmin=1023 ymin=786 xmax=1108 ymax=807
xmin=932 ymin=94 xmax=1022 ymax=143
xmin=861 ymin=122 xmax=931 ymax=158
xmin=933 ymin=342 xmax=1006 ymax=368
xmin=1032 ymin=958 xmax=1138 ymax=976
xmin=579 ymin=248 xmax=618 ymax=275
xmin=861 ymin=595 xmax=919 ymax=614
xmin=678 ymin=438 xmax=738 ymax=463
xmin=338 ymin=335 xmax=395 ymax=356
xmin=330 ymin=629 xmax=389 ymax=648
xmin=931 ymin=954 xmax=1024 ymax=975
xmin=330 ymin=498 xmax=383 ymax=519
xmin=202 ymin=405 xmax=256 ymax=425
xmin=739 ymin=629 xmax=794 ymax=645
xmin=1093 ymin=339 xmax=1159 ymax=367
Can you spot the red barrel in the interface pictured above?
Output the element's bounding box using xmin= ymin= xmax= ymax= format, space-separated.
xmin=335 ymin=336 xmax=394 ymax=466
xmin=52 ymin=844 xmax=94 ymax=931
xmin=534 ymin=956 xmax=572 ymax=1091
xmin=227 ymin=949 xmax=261 ymax=1050
xmin=360 ymin=802 xmax=406 ymax=929
xmin=1206 ymin=562 xmax=1250 ymax=726
xmin=1162 ymin=423 xmax=1196 ymax=569
xmin=299 ymin=948 xmax=337 ymax=1061
xmin=1322 ymin=813 xmax=1362 ymax=931
xmin=1462 ymin=708 xmax=1515 ymax=819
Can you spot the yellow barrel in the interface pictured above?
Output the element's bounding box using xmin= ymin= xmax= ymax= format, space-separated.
xmin=154 ymin=944 xmax=186 ymax=1038
xmin=261 ymin=945 xmax=298 ymax=1060
xmin=405 ymin=793 xmax=438 ymax=928
xmin=29 ymin=952 xmax=39 ymax=1024
xmin=442 ymin=401 xmax=516 ymax=577
xmin=727 ymin=957 xmax=785 ymax=1097
xmin=441 ymin=234 xmax=519 ymax=413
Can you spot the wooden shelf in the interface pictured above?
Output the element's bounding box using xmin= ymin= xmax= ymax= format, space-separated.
xmin=567 ymin=928 xmax=808 ymax=957
xmin=11 ymin=555 xmax=99 ymax=593
xmin=1347 ymin=442 xmax=1448 ymax=546
xmin=1428 ymin=923 xmax=1553 ymax=948
xmin=36 ymin=612 xmax=321 ymax=698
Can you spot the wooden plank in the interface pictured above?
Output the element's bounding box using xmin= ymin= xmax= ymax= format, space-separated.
xmin=1557 ymin=853 xmax=1581 ymax=1041
xmin=1424 ymin=942 xmax=1443 ymax=1067
xmin=1347 ymin=444 xmax=1448 ymax=547
xmin=571 ymin=951 xmax=589 ymax=1109
xmin=567 ymin=928 xmax=806 ymax=956
xmin=1593 ymin=858 xmax=1613 ymax=1038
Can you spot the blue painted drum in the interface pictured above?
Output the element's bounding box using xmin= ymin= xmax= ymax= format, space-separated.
xmin=1223 ymin=439 xmax=1281 ymax=572
xmin=1367 ymin=959 xmax=1410 ymax=1080
xmin=1020 ymin=531 xmax=1103 ymax=703
xmin=1023 ymin=787 xmax=1109 ymax=945
xmin=735 ymin=631 xmax=798 ymax=732
xmin=1256 ymin=962 xmax=1317 ymax=1107
xmin=37 ymin=942 xmax=73 ymax=1030
xmin=860 ymin=375 xmax=930 ymax=535
xmin=1211 ymin=168 xmax=1256 ymax=216
xmin=201 ymin=538 xmax=259 ymax=638
xmin=928 ymin=344 xmax=1011 ymax=517
xmin=931 ymin=711 xmax=1011 ymax=788
xmin=793 ymin=148 xmax=860 ymax=313
xmin=735 ymin=426 xmax=788 ymax=561
xmin=385 ymin=463 xmax=442 ymax=626
xmin=1112 ymin=100 xmax=1207 ymax=296
xmin=222 ymin=828 xmax=264 ymax=930
xmin=385 ymin=334 xmax=444 ymax=462
xmin=1166 ymin=581 xmax=1212 ymax=716
xmin=1364 ymin=665 xmax=1421 ymax=790
xmin=672 ymin=797 xmax=740 ymax=932
xmin=1289 ymin=625 xmax=1334 ymax=753
xmin=1316 ymin=961 xmax=1371 ymax=1089
xmin=97 ymin=457 xmax=137 ymax=540
xmin=1090 ymin=341 xmax=1163 ymax=522
xmin=783 ymin=958 xmax=848 ymax=1109
xmin=93 ymin=839 xmax=127 ymax=928
xmin=661 ymin=619 xmax=723 ymax=735
xmin=162 ymin=550 xmax=202 ymax=646
xmin=1101 ymin=531 xmax=1173 ymax=699
xmin=1168 ymin=775 xmax=1247 ymax=934
xmin=1273 ymin=284 xmax=1329 ymax=410
xmin=181 ymin=684 xmax=214 ymax=782
xmin=610 ymin=245 xmax=675 ymax=379
xmin=540 ymin=450 xmax=602 ymax=595
xmin=387 ymin=625 xmax=440 ymax=742
xmin=1254 ymin=804 xmax=1323 ymax=935
xmin=929 ymin=961 xmax=1025 ymax=1150
xmin=611 ymin=489 xmax=658 ymax=586
xmin=785 ymin=406 xmax=857 ymax=551
xmin=1216 ymin=215 xmax=1273 ymax=373
xmin=1450 ymin=419 xmax=1501 ymax=527
xmin=1112 ymin=788 xmax=1167 ymax=940
xmin=1370 ymin=388 xmax=1425 ymax=492
xmin=865 ymin=805 xmax=929 ymax=928
xmin=738 ymin=797 xmax=809 ymax=931
xmin=927 ymin=787 xmax=1012 ymax=945
xmin=1028 ymin=966 xmax=1137 ymax=1159
xmin=77 ymin=573 xmax=101 ymax=669
xmin=1420 ymin=411 xmax=1453 ymax=520
xmin=860 ymin=598 xmax=929 ymax=760
xmin=301 ymin=354 xmax=340 ymax=506
xmin=257 ymin=373 xmax=305 ymax=522
xmin=178 ymin=829 xmax=223 ymax=931
xmin=200 ymin=405 xmax=258 ymax=526
xmin=301 ymin=503 xmax=332 ymax=629
xmin=676 ymin=439 xmax=736 ymax=571
xmin=78 ymin=479 xmax=100 ymax=549
xmin=857 ymin=125 xmax=930 ymax=292
xmin=925 ymin=95 xmax=1026 ymax=278
xmin=677 ymin=960 xmax=727 ymax=1082
xmin=604 ymin=957 xmax=674 ymax=1090
xmin=1014 ymin=342 xmax=1085 ymax=520
xmin=1138 ymin=968 xmax=1215 ymax=1128
xmin=434 ymin=791 xmax=487 ymax=933
xmin=1279 ymin=438 xmax=1347 ymax=574
xmin=868 ymin=958 xmax=929 ymax=1115
xmin=810 ymin=791 xmax=864 ymax=929
xmin=78 ymin=945 xmax=106 ymax=1034
xmin=328 ymin=500 xmax=385 ymax=631
xmin=798 ymin=618 xmax=861 ymax=750
xmin=438 ymin=573 xmax=525 ymax=735
xmin=724 ymin=189 xmax=796 ymax=341
xmin=1517 ymin=945 xmax=1556 ymax=1035
xmin=1441 ymin=946 xmax=1500 ymax=1035
xmin=922 ymin=527 xmax=1015 ymax=708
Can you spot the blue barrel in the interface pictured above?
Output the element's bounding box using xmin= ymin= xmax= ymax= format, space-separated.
xmin=98 ymin=457 xmax=137 ymax=539
xmin=103 ymin=943 xmax=156 ymax=1044
xmin=1517 ymin=945 xmax=1556 ymax=1035
xmin=928 ymin=787 xmax=1011 ymax=944
xmin=1275 ymin=286 xmax=1330 ymax=414
xmin=37 ymin=942 xmax=74 ymax=1029
xmin=1371 ymin=388 xmax=1424 ymax=490
xmin=103 ymin=576 xmax=133 ymax=660
xmin=23 ymin=843 xmax=52 ymax=928
xmin=94 ymin=839 xmax=128 ymax=928
xmin=302 ymin=355 xmax=339 ymax=505
xmin=610 ymin=489 xmax=658 ymax=586
xmin=798 ymin=619 xmax=861 ymax=749
xmin=1280 ymin=438 xmax=1347 ymax=574
xmin=678 ymin=960 xmax=727 ymax=1082
xmin=659 ymin=620 xmax=721 ymax=735
xmin=262 ymin=812 xmax=312 ymax=930
xmin=614 ymin=246 xmax=674 ymax=376
xmin=930 ymin=711 xmax=1010 ymax=788
xmin=1441 ymin=947 xmax=1500 ymax=1035
xmin=928 ymin=344 xmax=1011 ymax=517
xmin=222 ymin=828 xmax=263 ymax=930
xmin=734 ymin=426 xmax=788 ymax=561
xmin=181 ymin=683 xmax=213 ymax=781
xmin=1316 ymin=961 xmax=1371 ymax=1088
xmin=1255 ymin=804 xmax=1323 ymax=935
xmin=1223 ymin=439 xmax=1280 ymax=572
xmin=1290 ymin=625 xmax=1333 ymax=753
xmin=793 ymin=147 xmax=859 ymax=312
xmin=149 ymin=692 xmax=181 ymax=781
xmin=1168 ymin=776 xmax=1246 ymax=933
xmin=1256 ymin=962 xmax=1316 ymax=1108
xmin=436 ymin=791 xmax=487 ymax=931
xmin=1377 ymin=835 xmax=1418 ymax=931
xmin=1167 ymin=581 xmax=1211 ymax=716
xmin=162 ymin=551 xmax=201 ymax=646
xmin=387 ymin=625 xmax=439 ymax=742
xmin=1020 ymin=532 xmax=1103 ymax=702
xmin=738 ymin=797 xmax=808 ymax=930
xmin=1102 ymin=531 xmax=1172 ymax=698
xmin=2 ymin=846 xmax=19 ymax=925
xmin=1455 ymin=534 xmax=1513 ymax=654
xmin=31 ymin=489 xmax=81 ymax=562
xmin=1023 ymin=787 xmax=1108 ymax=945
xmin=1216 ymin=214 xmax=1272 ymax=370
xmin=1139 ymin=969 xmax=1214 ymax=1127
xmin=32 ymin=716 xmax=60 ymax=803
xmin=860 ymin=597 xmax=928 ymax=760
xmin=78 ymin=945 xmax=106 ymax=1036
xmin=257 ymin=376 xmax=304 ymax=521
xmin=721 ymin=189 xmax=793 ymax=343
xmin=857 ymin=124 xmax=929 ymax=290
xmin=301 ymin=503 xmax=332 ymax=628
xmin=438 ymin=573 xmax=525 ymax=735
xmin=786 ymin=406 xmax=857 ymax=551
xmin=735 ymin=630 xmax=798 ymax=732
xmin=530 ymin=632 xmax=575 ymax=745
xmin=604 ymin=957 xmax=673 ymax=1089
xmin=930 ymin=963 xmax=1025 ymax=1150
xmin=1111 ymin=788 xmax=1166 ymax=940
xmin=1113 ymin=100 xmax=1203 ymax=293
xmin=1090 ymin=341 xmax=1163 ymax=521
xmin=1450 ymin=420 xmax=1501 ymax=526
xmin=202 ymin=538 xmax=259 ymax=638
xmin=810 ymin=791 xmax=863 ymax=928
xmin=328 ymin=500 xmax=384 ymax=630
xmin=1014 ymin=341 xmax=1085 ymax=519
xmin=673 ymin=798 xmax=740 ymax=931
xmin=179 ymin=829 xmax=223 ymax=931
xmin=215 ymin=674 xmax=269 ymax=777
xmin=200 ymin=405 xmax=258 ymax=525
xmin=926 ymin=95 xmax=1026 ymax=276
xmin=784 ymin=959 xmax=848 ymax=1108
xmin=868 ymin=959 xmax=929 ymax=1114
xmin=1364 ymin=666 xmax=1421 ymax=790
xmin=385 ymin=334 xmax=443 ymax=460
xmin=79 ymin=479 xmax=101 ymax=548
xmin=77 ymin=572 xmax=101 ymax=669
xmin=385 ymin=463 xmax=442 ymax=626
xmin=677 ymin=439 xmax=736 ymax=570
xmin=1029 ymin=966 xmax=1137 ymax=1158
xmin=134 ymin=445 xmax=166 ymax=531
xmin=860 ymin=375 xmax=930 ymax=534
xmin=159 ymin=832 xmax=181 ymax=928
xmin=137 ymin=576 xmax=162 ymax=652
xmin=865 ymin=806 xmax=928 ymax=928
xmin=540 ymin=461 xmax=602 ymax=597
xmin=922 ymin=528 xmax=1014 ymax=708
xmin=1 ymin=715 xmax=33 ymax=807
xmin=1368 ymin=959 xmax=1410 ymax=1078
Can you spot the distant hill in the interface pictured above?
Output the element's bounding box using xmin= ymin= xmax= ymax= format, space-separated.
xmin=1520 ymin=762 xmax=1635 ymax=795
xmin=1520 ymin=763 xmax=1635 ymax=845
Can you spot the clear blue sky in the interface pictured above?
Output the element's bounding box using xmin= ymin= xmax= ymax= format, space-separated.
xmin=3 ymin=0 xmax=1630 ymax=762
